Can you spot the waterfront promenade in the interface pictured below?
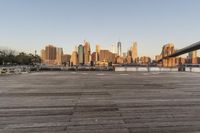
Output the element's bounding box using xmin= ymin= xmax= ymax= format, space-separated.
xmin=0 ymin=72 xmax=200 ymax=133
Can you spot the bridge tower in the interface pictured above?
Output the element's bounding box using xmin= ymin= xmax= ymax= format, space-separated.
xmin=162 ymin=43 xmax=176 ymax=67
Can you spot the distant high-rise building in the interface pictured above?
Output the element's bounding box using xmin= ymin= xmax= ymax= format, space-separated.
xmin=40 ymin=45 xmax=65 ymax=65
xmin=70 ymin=51 xmax=78 ymax=66
xmin=117 ymin=41 xmax=122 ymax=56
xmin=188 ymin=51 xmax=197 ymax=64
xmin=99 ymin=50 xmax=115 ymax=63
xmin=78 ymin=44 xmax=84 ymax=65
xmin=140 ymin=56 xmax=151 ymax=65
xmin=40 ymin=49 xmax=46 ymax=63
xmin=45 ymin=45 xmax=56 ymax=60
xmin=56 ymin=48 xmax=63 ymax=65
xmin=127 ymin=49 xmax=132 ymax=57
xmin=62 ymin=54 xmax=71 ymax=64
xmin=126 ymin=49 xmax=132 ymax=64
xmin=83 ymin=41 xmax=91 ymax=64
xmin=96 ymin=45 xmax=101 ymax=62
xmin=126 ymin=55 xmax=132 ymax=64
xmin=91 ymin=52 xmax=96 ymax=62
xmin=131 ymin=42 xmax=138 ymax=63
xmin=116 ymin=56 xmax=124 ymax=64
xmin=45 ymin=45 xmax=57 ymax=64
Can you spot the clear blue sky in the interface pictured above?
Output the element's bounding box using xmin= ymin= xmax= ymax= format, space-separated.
xmin=0 ymin=0 xmax=200 ymax=57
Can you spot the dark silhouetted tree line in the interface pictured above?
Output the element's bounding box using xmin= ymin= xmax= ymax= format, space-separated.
xmin=0 ymin=49 xmax=41 ymax=65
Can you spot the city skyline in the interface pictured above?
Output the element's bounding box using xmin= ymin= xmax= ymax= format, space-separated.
xmin=39 ymin=41 xmax=199 ymax=67
xmin=0 ymin=0 xmax=200 ymax=57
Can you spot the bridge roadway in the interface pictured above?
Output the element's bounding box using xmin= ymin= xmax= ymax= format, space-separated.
xmin=0 ymin=71 xmax=200 ymax=133
xmin=159 ymin=41 xmax=200 ymax=62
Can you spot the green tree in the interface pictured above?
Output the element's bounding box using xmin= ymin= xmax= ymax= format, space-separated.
xmin=0 ymin=49 xmax=41 ymax=65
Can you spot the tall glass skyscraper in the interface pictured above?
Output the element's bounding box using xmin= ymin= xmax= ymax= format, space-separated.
xmin=83 ymin=41 xmax=91 ymax=65
xmin=78 ymin=44 xmax=84 ymax=65
xmin=117 ymin=41 xmax=122 ymax=56
xmin=131 ymin=42 xmax=138 ymax=63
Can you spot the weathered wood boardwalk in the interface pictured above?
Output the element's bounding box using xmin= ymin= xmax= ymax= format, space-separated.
xmin=0 ymin=72 xmax=200 ymax=133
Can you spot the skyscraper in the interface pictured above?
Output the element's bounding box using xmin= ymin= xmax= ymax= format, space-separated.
xmin=56 ymin=47 xmax=63 ymax=65
xmin=127 ymin=49 xmax=132 ymax=64
xmin=117 ymin=41 xmax=122 ymax=56
xmin=70 ymin=51 xmax=78 ymax=66
xmin=83 ymin=41 xmax=91 ymax=65
xmin=45 ymin=45 xmax=57 ymax=64
xmin=188 ymin=50 xmax=197 ymax=64
xmin=96 ymin=45 xmax=101 ymax=62
xmin=40 ymin=45 xmax=65 ymax=65
xmin=78 ymin=44 xmax=84 ymax=65
xmin=131 ymin=42 xmax=138 ymax=63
